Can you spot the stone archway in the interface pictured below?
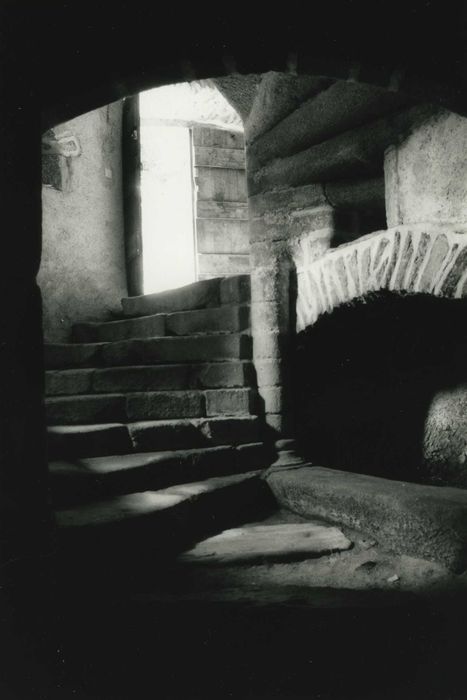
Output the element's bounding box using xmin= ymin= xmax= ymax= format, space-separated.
xmin=2 ymin=2 xmax=467 ymax=570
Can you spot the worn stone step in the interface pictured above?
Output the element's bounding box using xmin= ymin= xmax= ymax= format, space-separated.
xmin=55 ymin=472 xmax=275 ymax=560
xmin=266 ymin=465 xmax=467 ymax=572
xmin=72 ymin=304 xmax=250 ymax=343
xmin=48 ymin=416 xmax=264 ymax=459
xmin=45 ymin=388 xmax=257 ymax=425
xmin=179 ymin=522 xmax=352 ymax=566
xmin=49 ymin=442 xmax=272 ymax=507
xmin=45 ymin=334 xmax=252 ymax=369
xmin=165 ymin=304 xmax=250 ymax=337
xmin=121 ymin=275 xmax=250 ymax=318
xmin=45 ymin=362 xmax=256 ymax=396
xmin=72 ymin=314 xmax=166 ymax=343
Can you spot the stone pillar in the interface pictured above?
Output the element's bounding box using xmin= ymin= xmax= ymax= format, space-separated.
xmin=247 ymin=187 xmax=333 ymax=465
xmin=385 ymin=108 xmax=467 ymax=227
xmin=249 ymin=237 xmax=294 ymax=437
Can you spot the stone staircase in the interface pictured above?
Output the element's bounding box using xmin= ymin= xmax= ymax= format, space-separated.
xmin=44 ymin=274 xmax=275 ymax=553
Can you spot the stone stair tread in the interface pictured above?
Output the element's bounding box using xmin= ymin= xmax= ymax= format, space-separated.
xmin=49 ymin=443 xmax=267 ymax=477
xmin=49 ymin=442 xmax=271 ymax=506
xmin=45 ymin=361 xmax=255 ymax=396
xmin=121 ymin=275 xmax=250 ymax=318
xmin=45 ymin=333 xmax=252 ymax=369
xmin=266 ymin=465 xmax=467 ymax=572
xmin=47 ymin=415 xmax=263 ymax=459
xmin=179 ymin=522 xmax=352 ymax=566
xmin=45 ymin=388 xmax=257 ymax=425
xmin=56 ymin=470 xmax=262 ymax=529
xmin=72 ymin=304 xmax=250 ymax=343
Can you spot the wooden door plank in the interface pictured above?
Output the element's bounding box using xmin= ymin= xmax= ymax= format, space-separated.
xmin=192 ymin=126 xmax=245 ymax=149
xmin=194 ymin=146 xmax=246 ymax=169
xmin=195 ymin=166 xmax=248 ymax=202
xmin=197 ymin=200 xmax=249 ymax=220
xmin=196 ymin=219 xmax=249 ymax=254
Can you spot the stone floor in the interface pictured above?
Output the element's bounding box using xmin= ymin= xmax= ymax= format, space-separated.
xmin=2 ymin=508 xmax=467 ymax=699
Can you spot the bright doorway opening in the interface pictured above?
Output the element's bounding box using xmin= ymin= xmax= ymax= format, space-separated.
xmin=140 ymin=123 xmax=195 ymax=294
xmin=138 ymin=80 xmax=247 ymax=295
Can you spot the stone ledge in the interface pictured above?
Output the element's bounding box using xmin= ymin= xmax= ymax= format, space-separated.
xmin=296 ymin=224 xmax=467 ymax=330
xmin=266 ymin=465 xmax=467 ymax=571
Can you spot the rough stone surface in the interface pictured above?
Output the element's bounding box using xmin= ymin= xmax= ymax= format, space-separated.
xmin=39 ymin=103 xmax=127 ymax=342
xmin=385 ymin=109 xmax=467 ymax=227
xmin=48 ymin=416 xmax=264 ymax=459
xmin=72 ymin=314 xmax=166 ymax=343
xmin=46 ymin=334 xmax=252 ymax=369
xmin=45 ymin=342 xmax=103 ymax=369
xmin=46 ymin=394 xmax=127 ymax=425
xmin=49 ymin=442 xmax=271 ymax=507
xmin=245 ymin=73 xmax=331 ymax=145
xmin=126 ymin=392 xmax=205 ymax=422
xmin=424 ymin=385 xmax=467 ymax=486
xmin=179 ymin=522 xmax=352 ymax=565
xmin=47 ymin=388 xmax=259 ymax=426
xmin=219 ymin=275 xmax=251 ymax=305
xmin=101 ymin=334 xmax=252 ymax=366
xmin=248 ymin=81 xmax=410 ymax=170
xmin=267 ymin=466 xmax=467 ymax=571
xmin=296 ymin=225 xmax=467 ymax=330
xmin=248 ymin=184 xmax=326 ymax=219
xmin=250 ymin=205 xmax=334 ymax=244
xmin=45 ymin=368 xmax=94 ymax=396
xmin=45 ymin=362 xmax=253 ymax=395
xmin=257 ymin=386 xmax=284 ymax=414
xmin=122 ymin=278 xmax=222 ymax=317
xmin=165 ymin=305 xmax=250 ymax=336
xmin=56 ymin=471 xmax=266 ymax=543
xmin=249 ymin=105 xmax=431 ymax=195
xmin=205 ymin=388 xmax=256 ymax=416
xmin=325 ymin=177 xmax=385 ymax=210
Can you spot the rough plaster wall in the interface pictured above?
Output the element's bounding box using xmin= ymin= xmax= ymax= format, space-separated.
xmin=213 ymin=74 xmax=262 ymax=121
xmin=39 ymin=102 xmax=127 ymax=342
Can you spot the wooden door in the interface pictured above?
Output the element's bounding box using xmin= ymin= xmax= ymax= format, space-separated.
xmin=192 ymin=126 xmax=250 ymax=280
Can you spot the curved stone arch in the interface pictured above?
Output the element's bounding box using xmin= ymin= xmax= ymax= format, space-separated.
xmin=296 ymin=226 xmax=467 ymax=331
xmin=42 ymin=51 xmax=467 ymax=130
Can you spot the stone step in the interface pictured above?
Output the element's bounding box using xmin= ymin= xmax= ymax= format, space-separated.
xmin=179 ymin=522 xmax=352 ymax=566
xmin=45 ymin=388 xmax=258 ymax=425
xmin=72 ymin=304 xmax=250 ymax=343
xmin=49 ymin=442 xmax=272 ymax=507
xmin=45 ymin=333 xmax=252 ymax=370
xmin=55 ymin=471 xmax=274 ymax=559
xmin=121 ymin=275 xmax=250 ymax=318
xmin=48 ymin=415 xmax=264 ymax=459
xmin=266 ymin=465 xmax=467 ymax=572
xmin=45 ymin=361 xmax=256 ymax=396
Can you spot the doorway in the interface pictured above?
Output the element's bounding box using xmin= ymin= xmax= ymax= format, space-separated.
xmin=140 ymin=121 xmax=196 ymax=294
xmin=137 ymin=80 xmax=248 ymax=295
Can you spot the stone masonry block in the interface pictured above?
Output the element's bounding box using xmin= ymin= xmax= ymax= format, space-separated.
xmin=253 ymin=359 xmax=284 ymax=387
xmin=220 ymin=275 xmax=251 ymax=304
xmin=205 ymin=388 xmax=256 ymax=416
xmin=126 ymin=391 xmax=205 ymax=421
xmin=250 ymin=300 xmax=290 ymax=333
xmin=267 ymin=466 xmax=467 ymax=572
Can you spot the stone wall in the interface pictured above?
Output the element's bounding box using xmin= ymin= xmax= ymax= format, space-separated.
xmin=220 ymin=74 xmax=467 ymax=479
xmin=39 ymin=102 xmax=127 ymax=342
xmin=288 ymin=106 xmax=467 ymax=486
xmin=238 ymin=73 xmax=414 ymax=438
